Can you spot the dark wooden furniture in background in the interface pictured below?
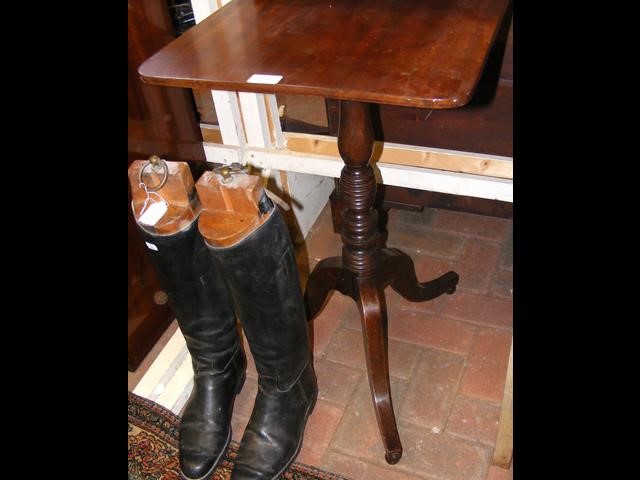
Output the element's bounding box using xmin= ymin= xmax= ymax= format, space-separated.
xmin=138 ymin=0 xmax=511 ymax=463
xmin=128 ymin=0 xmax=206 ymax=371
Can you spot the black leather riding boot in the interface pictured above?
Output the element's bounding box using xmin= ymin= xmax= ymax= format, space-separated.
xmin=137 ymin=217 xmax=246 ymax=480
xmin=205 ymin=205 xmax=318 ymax=480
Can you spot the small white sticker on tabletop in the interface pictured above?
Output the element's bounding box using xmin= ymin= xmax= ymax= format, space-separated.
xmin=247 ymin=74 xmax=283 ymax=84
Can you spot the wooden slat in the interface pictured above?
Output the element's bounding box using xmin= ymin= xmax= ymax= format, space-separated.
xmin=191 ymin=0 xmax=233 ymax=22
xmin=265 ymin=94 xmax=285 ymax=149
xmin=190 ymin=0 xmax=216 ymax=23
xmin=203 ymin=142 xmax=513 ymax=202
xmin=493 ymin=339 xmax=513 ymax=469
xmin=211 ymin=91 xmax=247 ymax=147
xmin=145 ymin=344 xmax=189 ymax=401
xmin=133 ymin=328 xmax=185 ymax=398
xmin=172 ymin=377 xmax=194 ymax=415
xmin=132 ymin=327 xmax=196 ymax=415
xmin=285 ymin=133 xmax=513 ymax=179
xmin=376 ymin=161 xmax=512 ymax=201
xmin=200 ymin=126 xmax=512 ymax=179
xmin=380 ymin=142 xmax=512 ymax=179
xmin=238 ymin=92 xmax=272 ymax=147
xmin=155 ymin=351 xmax=194 ymax=411
xmin=201 ymin=124 xmax=224 ymax=143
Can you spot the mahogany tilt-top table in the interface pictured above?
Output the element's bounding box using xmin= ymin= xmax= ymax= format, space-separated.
xmin=139 ymin=0 xmax=510 ymax=464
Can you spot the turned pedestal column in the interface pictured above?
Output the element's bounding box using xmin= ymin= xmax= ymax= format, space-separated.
xmin=305 ymin=101 xmax=459 ymax=463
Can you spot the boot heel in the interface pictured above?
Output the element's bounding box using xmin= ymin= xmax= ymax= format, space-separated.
xmin=307 ymin=386 xmax=318 ymax=415
xmin=308 ymin=397 xmax=317 ymax=416
xmin=235 ymin=370 xmax=246 ymax=394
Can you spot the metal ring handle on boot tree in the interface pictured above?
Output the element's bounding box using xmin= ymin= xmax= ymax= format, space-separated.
xmin=139 ymin=155 xmax=169 ymax=192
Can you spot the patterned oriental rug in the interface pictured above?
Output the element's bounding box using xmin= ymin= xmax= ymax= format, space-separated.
xmin=128 ymin=392 xmax=349 ymax=480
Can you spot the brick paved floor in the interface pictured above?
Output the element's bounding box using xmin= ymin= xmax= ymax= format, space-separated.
xmin=237 ymin=202 xmax=513 ymax=480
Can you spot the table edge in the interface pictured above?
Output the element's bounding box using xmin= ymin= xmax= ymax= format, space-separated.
xmin=138 ymin=70 xmax=473 ymax=110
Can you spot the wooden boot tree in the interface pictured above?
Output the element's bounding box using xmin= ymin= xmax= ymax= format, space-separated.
xmin=196 ymin=165 xmax=271 ymax=248
xmin=128 ymin=156 xmax=200 ymax=235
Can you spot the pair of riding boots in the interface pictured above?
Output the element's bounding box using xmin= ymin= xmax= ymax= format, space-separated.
xmin=136 ymin=199 xmax=317 ymax=480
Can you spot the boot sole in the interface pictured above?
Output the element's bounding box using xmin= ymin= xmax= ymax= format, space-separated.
xmin=180 ymin=370 xmax=246 ymax=480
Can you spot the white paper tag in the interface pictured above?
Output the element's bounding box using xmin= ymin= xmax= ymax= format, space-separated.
xmin=247 ymin=74 xmax=283 ymax=84
xmin=145 ymin=242 xmax=158 ymax=251
xmin=138 ymin=201 xmax=168 ymax=226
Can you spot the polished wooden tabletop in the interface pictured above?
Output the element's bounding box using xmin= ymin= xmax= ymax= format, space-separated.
xmin=139 ymin=0 xmax=510 ymax=109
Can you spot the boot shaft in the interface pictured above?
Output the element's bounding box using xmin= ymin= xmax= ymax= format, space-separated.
xmin=205 ymin=204 xmax=310 ymax=388
xmin=192 ymin=166 xmax=318 ymax=479
xmin=137 ymin=220 xmax=239 ymax=372
xmin=129 ymin=158 xmax=239 ymax=372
